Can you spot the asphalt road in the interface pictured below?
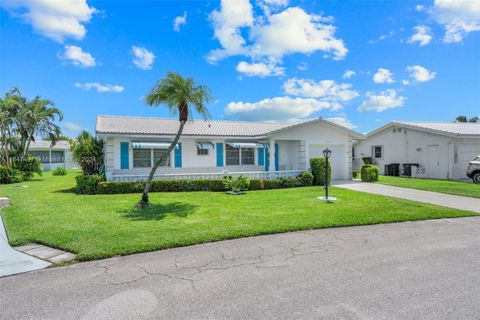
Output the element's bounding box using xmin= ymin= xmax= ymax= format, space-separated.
xmin=1 ymin=217 xmax=479 ymax=320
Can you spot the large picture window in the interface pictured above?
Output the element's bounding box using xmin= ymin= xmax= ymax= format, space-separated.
xmin=50 ymin=151 xmax=64 ymax=163
xmin=133 ymin=149 xmax=170 ymax=168
xmin=241 ymin=148 xmax=254 ymax=165
xmin=153 ymin=149 xmax=170 ymax=166
xmin=28 ymin=151 xmax=50 ymax=163
xmin=226 ymin=145 xmax=255 ymax=166
xmin=133 ymin=149 xmax=151 ymax=168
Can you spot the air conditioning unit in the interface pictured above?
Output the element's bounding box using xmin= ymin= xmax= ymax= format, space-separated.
xmin=411 ymin=166 xmax=428 ymax=178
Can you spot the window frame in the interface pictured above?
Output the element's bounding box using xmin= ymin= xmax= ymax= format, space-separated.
xmin=197 ymin=148 xmax=209 ymax=156
xmin=372 ymin=145 xmax=383 ymax=159
xmin=225 ymin=145 xmax=255 ymax=166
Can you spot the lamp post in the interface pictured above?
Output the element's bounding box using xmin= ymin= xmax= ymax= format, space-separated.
xmin=317 ymin=148 xmax=336 ymax=202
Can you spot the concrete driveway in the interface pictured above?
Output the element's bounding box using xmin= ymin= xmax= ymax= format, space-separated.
xmin=334 ymin=180 xmax=480 ymax=213
xmin=1 ymin=217 xmax=479 ymax=320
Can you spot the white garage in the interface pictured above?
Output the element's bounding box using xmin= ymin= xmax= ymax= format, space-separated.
xmin=309 ymin=144 xmax=347 ymax=180
xmin=354 ymin=121 xmax=480 ymax=181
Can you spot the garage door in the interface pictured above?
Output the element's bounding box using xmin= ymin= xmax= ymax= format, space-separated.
xmin=309 ymin=145 xmax=346 ymax=180
xmin=454 ymin=144 xmax=480 ymax=179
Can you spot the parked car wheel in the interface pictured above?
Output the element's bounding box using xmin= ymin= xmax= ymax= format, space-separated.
xmin=473 ymin=172 xmax=480 ymax=184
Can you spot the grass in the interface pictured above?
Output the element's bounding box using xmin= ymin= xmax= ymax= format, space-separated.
xmin=377 ymin=175 xmax=480 ymax=198
xmin=0 ymin=171 xmax=476 ymax=261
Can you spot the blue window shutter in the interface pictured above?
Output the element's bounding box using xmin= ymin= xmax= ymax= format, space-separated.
xmin=216 ymin=143 xmax=224 ymax=167
xmin=174 ymin=143 xmax=182 ymax=168
xmin=274 ymin=143 xmax=279 ymax=171
xmin=120 ymin=142 xmax=129 ymax=169
xmin=258 ymin=147 xmax=265 ymax=166
xmin=265 ymin=147 xmax=269 ymax=171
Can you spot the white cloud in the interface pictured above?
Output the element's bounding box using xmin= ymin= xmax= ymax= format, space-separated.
xmin=173 ymin=11 xmax=187 ymax=32
xmin=74 ymin=82 xmax=124 ymax=93
xmin=326 ymin=116 xmax=357 ymax=129
xmin=402 ymin=80 xmax=410 ymax=86
xmin=1 ymin=0 xmax=96 ymax=42
xmin=297 ymin=62 xmax=308 ymax=70
xmin=373 ymin=68 xmax=395 ymax=84
xmin=236 ymin=61 xmax=284 ymax=77
xmin=407 ymin=65 xmax=437 ymax=82
xmin=433 ymin=0 xmax=480 ymax=43
xmin=358 ymin=89 xmax=405 ymax=112
xmin=368 ymin=30 xmax=395 ymax=44
xmin=208 ymin=1 xmax=347 ymax=71
xmin=408 ymin=26 xmax=433 ymax=46
xmin=283 ymin=78 xmax=359 ymax=102
xmin=61 ymin=45 xmax=95 ymax=68
xmin=64 ymin=122 xmax=81 ymax=131
xmin=415 ymin=5 xmax=425 ymax=12
xmin=225 ymin=96 xmax=340 ymax=121
xmin=343 ymin=70 xmax=356 ymax=79
xmin=131 ymin=46 xmax=155 ymax=70
xmin=258 ymin=0 xmax=289 ymax=15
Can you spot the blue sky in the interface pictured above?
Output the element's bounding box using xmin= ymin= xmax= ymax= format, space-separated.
xmin=1 ymin=0 xmax=479 ymax=136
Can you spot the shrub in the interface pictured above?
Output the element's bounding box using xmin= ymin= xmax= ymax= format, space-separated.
xmin=310 ymin=157 xmax=331 ymax=186
xmin=14 ymin=156 xmax=42 ymax=181
xmin=52 ymin=167 xmax=67 ymax=176
xmin=352 ymin=170 xmax=359 ymax=179
xmin=72 ymin=131 xmax=104 ymax=175
xmin=93 ymin=172 xmax=315 ymax=195
xmin=76 ymin=174 xmax=104 ymax=194
xmin=361 ymin=165 xmax=379 ymax=182
xmin=362 ymin=157 xmax=373 ymax=165
xmin=298 ymin=171 xmax=314 ymax=186
xmin=0 ymin=165 xmax=23 ymax=184
xmin=223 ymin=175 xmax=250 ymax=193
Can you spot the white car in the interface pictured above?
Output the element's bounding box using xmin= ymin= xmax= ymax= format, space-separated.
xmin=466 ymin=155 xmax=480 ymax=184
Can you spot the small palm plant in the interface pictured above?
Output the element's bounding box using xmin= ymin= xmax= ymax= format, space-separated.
xmin=139 ymin=72 xmax=212 ymax=206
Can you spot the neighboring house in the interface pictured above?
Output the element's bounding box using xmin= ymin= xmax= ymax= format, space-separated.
xmin=28 ymin=140 xmax=76 ymax=171
xmin=354 ymin=121 xmax=480 ymax=180
xmin=95 ymin=115 xmax=365 ymax=182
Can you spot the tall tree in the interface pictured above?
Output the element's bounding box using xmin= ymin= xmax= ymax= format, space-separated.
xmin=139 ymin=72 xmax=211 ymax=206
xmin=0 ymin=89 xmax=19 ymax=167
xmin=469 ymin=116 xmax=479 ymax=123
xmin=456 ymin=115 xmax=467 ymax=122
xmin=7 ymin=88 xmax=63 ymax=156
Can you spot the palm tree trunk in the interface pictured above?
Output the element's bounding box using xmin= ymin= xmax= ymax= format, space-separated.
xmin=139 ymin=120 xmax=186 ymax=206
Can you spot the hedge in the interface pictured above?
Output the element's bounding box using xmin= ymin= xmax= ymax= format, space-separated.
xmin=310 ymin=157 xmax=331 ymax=186
xmin=361 ymin=165 xmax=379 ymax=182
xmin=75 ymin=174 xmax=104 ymax=194
xmin=88 ymin=172 xmax=314 ymax=195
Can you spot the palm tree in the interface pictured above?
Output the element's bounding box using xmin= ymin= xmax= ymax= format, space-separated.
xmin=139 ymin=72 xmax=212 ymax=206
xmin=7 ymin=88 xmax=63 ymax=156
xmin=456 ymin=115 xmax=478 ymax=123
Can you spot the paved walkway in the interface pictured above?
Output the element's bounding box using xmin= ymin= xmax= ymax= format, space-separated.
xmin=0 ymin=216 xmax=51 ymax=277
xmin=334 ymin=180 xmax=480 ymax=213
xmin=1 ymin=217 xmax=479 ymax=319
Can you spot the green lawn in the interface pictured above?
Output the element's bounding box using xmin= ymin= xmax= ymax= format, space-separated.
xmin=377 ymin=175 xmax=480 ymax=198
xmin=0 ymin=171 xmax=476 ymax=261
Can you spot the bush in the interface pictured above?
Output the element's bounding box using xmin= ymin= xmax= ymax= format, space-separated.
xmin=94 ymin=172 xmax=315 ymax=195
xmin=0 ymin=165 xmax=23 ymax=184
xmin=310 ymin=157 xmax=331 ymax=186
xmin=298 ymin=171 xmax=314 ymax=186
xmin=76 ymin=174 xmax=104 ymax=194
xmin=52 ymin=167 xmax=67 ymax=176
xmin=72 ymin=131 xmax=104 ymax=175
xmin=223 ymin=175 xmax=250 ymax=193
xmin=14 ymin=156 xmax=42 ymax=181
xmin=361 ymin=165 xmax=379 ymax=182
xmin=352 ymin=170 xmax=359 ymax=179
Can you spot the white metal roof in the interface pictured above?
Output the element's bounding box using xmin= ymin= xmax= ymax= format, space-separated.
xmin=369 ymin=121 xmax=480 ymax=137
xmin=29 ymin=140 xmax=71 ymax=150
xmin=95 ymin=115 xmax=364 ymax=139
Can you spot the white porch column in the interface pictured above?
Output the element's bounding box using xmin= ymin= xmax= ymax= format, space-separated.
xmin=269 ymin=138 xmax=275 ymax=171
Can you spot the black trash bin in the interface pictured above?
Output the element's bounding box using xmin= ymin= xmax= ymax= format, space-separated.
xmin=402 ymin=163 xmax=419 ymax=177
xmin=390 ymin=163 xmax=400 ymax=176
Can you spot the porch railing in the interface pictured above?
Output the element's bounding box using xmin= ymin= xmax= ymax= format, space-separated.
xmin=110 ymin=170 xmax=305 ymax=182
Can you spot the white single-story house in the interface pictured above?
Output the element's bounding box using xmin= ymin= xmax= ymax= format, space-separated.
xmin=95 ymin=115 xmax=365 ymax=182
xmin=28 ymin=140 xmax=76 ymax=171
xmin=353 ymin=121 xmax=480 ymax=180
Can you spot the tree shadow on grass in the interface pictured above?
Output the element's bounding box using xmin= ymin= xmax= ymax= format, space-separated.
xmin=122 ymin=202 xmax=198 ymax=221
xmin=53 ymin=187 xmax=78 ymax=194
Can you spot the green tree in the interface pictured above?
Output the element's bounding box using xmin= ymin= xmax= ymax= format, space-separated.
xmin=456 ymin=115 xmax=468 ymax=122
xmin=469 ymin=116 xmax=479 ymax=123
xmin=72 ymin=131 xmax=105 ymax=175
xmin=7 ymin=88 xmax=63 ymax=156
xmin=139 ymin=72 xmax=212 ymax=206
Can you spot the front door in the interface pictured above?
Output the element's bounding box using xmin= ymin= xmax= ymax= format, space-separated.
xmin=427 ymin=145 xmax=442 ymax=179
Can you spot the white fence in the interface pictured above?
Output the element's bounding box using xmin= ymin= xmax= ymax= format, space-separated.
xmin=110 ymin=170 xmax=304 ymax=182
